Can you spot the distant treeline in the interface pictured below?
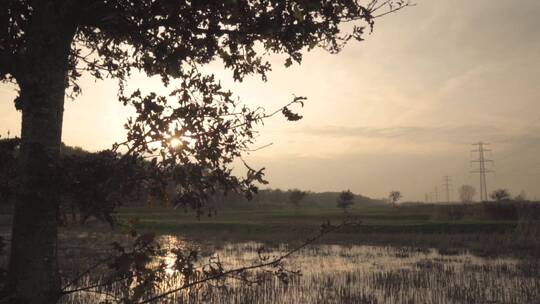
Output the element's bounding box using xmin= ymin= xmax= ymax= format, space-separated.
xmin=212 ymin=189 xmax=387 ymax=208
xmin=0 ymin=139 xmax=386 ymax=214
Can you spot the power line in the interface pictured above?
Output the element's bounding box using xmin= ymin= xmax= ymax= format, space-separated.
xmin=471 ymin=142 xmax=495 ymax=201
xmin=443 ymin=176 xmax=452 ymax=203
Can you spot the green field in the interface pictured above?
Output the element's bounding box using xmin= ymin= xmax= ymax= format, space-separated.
xmin=0 ymin=203 xmax=537 ymax=257
xmin=113 ymin=205 xmax=516 ymax=237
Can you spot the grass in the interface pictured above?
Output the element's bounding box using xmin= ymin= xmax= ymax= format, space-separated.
xmin=2 ymin=203 xmax=540 ymax=303
xmin=0 ymin=203 xmax=537 ymax=257
xmin=60 ymin=242 xmax=540 ymax=304
xmin=0 ymin=203 xmax=521 ymax=237
xmin=111 ymin=205 xmax=517 ymax=237
xmin=106 ymin=204 xmax=540 ymax=258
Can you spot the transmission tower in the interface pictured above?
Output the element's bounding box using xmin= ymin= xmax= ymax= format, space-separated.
xmin=471 ymin=142 xmax=494 ymax=201
xmin=443 ymin=176 xmax=452 ymax=203
xmin=433 ymin=186 xmax=439 ymax=203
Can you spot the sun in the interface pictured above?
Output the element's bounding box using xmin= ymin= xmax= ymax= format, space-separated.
xmin=169 ymin=138 xmax=182 ymax=148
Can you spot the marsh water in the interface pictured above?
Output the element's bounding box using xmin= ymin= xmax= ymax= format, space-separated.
xmin=61 ymin=235 xmax=540 ymax=304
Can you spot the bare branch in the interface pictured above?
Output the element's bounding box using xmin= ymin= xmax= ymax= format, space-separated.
xmin=61 ymin=256 xmax=115 ymax=291
xmin=137 ymin=221 xmax=356 ymax=304
xmin=373 ymin=1 xmax=416 ymax=19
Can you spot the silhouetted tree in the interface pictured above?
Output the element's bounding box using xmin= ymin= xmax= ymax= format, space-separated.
xmin=0 ymin=138 xmax=19 ymax=205
xmin=490 ymin=189 xmax=512 ymax=202
xmin=0 ymin=1 xmax=410 ymax=302
xmin=0 ymin=138 xmax=156 ymax=225
xmin=388 ymin=190 xmax=402 ymax=207
xmin=0 ymin=236 xmax=5 ymax=286
xmin=458 ymin=185 xmax=476 ymax=203
xmin=515 ymin=190 xmax=528 ymax=202
xmin=288 ymin=189 xmax=308 ymax=209
xmin=337 ymin=190 xmax=355 ymax=212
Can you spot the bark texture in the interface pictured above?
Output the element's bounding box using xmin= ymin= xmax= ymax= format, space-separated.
xmin=7 ymin=3 xmax=75 ymax=303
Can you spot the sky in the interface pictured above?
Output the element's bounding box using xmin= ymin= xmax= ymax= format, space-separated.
xmin=1 ymin=0 xmax=540 ymax=201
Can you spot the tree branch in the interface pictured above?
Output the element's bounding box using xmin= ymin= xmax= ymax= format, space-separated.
xmin=137 ymin=221 xmax=355 ymax=304
xmin=372 ymin=1 xmax=416 ymax=19
xmin=0 ymin=49 xmax=16 ymax=79
xmin=61 ymin=255 xmax=115 ymax=291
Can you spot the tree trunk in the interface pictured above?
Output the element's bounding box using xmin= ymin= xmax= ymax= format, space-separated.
xmin=6 ymin=3 xmax=75 ymax=303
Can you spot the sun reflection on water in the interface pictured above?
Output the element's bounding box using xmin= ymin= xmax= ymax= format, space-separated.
xmin=63 ymin=236 xmax=539 ymax=304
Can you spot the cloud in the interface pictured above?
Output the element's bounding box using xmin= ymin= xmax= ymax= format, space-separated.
xmin=292 ymin=124 xmax=525 ymax=144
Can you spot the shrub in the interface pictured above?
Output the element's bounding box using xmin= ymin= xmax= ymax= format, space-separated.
xmin=337 ymin=190 xmax=355 ymax=212
xmin=483 ymin=202 xmax=518 ymax=221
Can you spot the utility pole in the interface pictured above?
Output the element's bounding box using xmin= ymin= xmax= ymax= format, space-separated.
xmin=443 ymin=176 xmax=452 ymax=203
xmin=471 ymin=142 xmax=494 ymax=201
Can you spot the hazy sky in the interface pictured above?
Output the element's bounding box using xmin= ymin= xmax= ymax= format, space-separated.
xmin=1 ymin=0 xmax=539 ymax=201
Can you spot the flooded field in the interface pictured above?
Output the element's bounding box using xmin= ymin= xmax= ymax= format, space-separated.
xmin=63 ymin=236 xmax=540 ymax=304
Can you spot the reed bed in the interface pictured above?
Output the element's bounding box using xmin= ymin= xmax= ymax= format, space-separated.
xmin=62 ymin=239 xmax=540 ymax=304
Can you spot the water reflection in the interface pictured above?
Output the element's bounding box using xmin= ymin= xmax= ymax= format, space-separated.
xmin=64 ymin=236 xmax=540 ymax=304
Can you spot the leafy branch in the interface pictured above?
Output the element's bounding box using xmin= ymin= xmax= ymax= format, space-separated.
xmin=61 ymin=220 xmax=358 ymax=304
